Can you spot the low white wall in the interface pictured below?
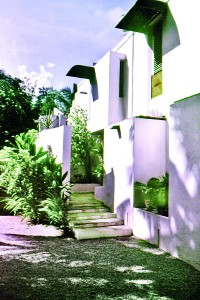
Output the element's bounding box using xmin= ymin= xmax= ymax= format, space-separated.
xmin=36 ymin=125 xmax=72 ymax=182
xmin=133 ymin=208 xmax=170 ymax=246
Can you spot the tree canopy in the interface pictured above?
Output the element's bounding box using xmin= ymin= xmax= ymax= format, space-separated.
xmin=0 ymin=69 xmax=73 ymax=148
xmin=0 ymin=70 xmax=36 ymax=148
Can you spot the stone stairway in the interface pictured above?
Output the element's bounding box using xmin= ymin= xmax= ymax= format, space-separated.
xmin=68 ymin=193 xmax=132 ymax=240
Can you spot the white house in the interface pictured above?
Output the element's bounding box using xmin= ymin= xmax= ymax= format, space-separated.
xmin=67 ymin=0 xmax=200 ymax=271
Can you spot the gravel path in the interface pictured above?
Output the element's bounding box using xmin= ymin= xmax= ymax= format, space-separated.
xmin=0 ymin=216 xmax=200 ymax=300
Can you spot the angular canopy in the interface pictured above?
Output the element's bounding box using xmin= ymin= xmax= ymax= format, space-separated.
xmin=116 ymin=0 xmax=167 ymax=33
xmin=66 ymin=65 xmax=96 ymax=83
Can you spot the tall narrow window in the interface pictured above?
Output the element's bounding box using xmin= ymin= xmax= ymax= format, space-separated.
xmin=91 ymin=82 xmax=98 ymax=101
xmin=119 ymin=60 xmax=125 ymax=98
xmin=151 ymin=22 xmax=163 ymax=98
xmin=153 ymin=22 xmax=162 ymax=74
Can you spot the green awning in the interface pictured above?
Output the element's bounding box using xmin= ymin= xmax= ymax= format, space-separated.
xmin=116 ymin=0 xmax=167 ymax=33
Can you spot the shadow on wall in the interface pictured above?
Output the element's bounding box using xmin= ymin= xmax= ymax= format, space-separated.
xmin=168 ymin=94 xmax=200 ymax=270
xmin=116 ymin=198 xmax=133 ymax=226
xmin=129 ymin=123 xmax=135 ymax=141
xmin=169 ymin=161 xmax=200 ymax=271
xmin=95 ymin=168 xmax=115 ymax=211
xmin=147 ymin=6 xmax=180 ymax=55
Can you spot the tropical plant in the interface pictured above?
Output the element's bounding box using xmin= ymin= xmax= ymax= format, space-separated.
xmin=39 ymin=171 xmax=73 ymax=235
xmin=134 ymin=173 xmax=169 ymax=215
xmin=68 ymin=106 xmax=104 ymax=184
xmin=34 ymin=87 xmax=73 ymax=118
xmin=38 ymin=111 xmax=54 ymax=131
xmin=0 ymin=130 xmax=71 ymax=228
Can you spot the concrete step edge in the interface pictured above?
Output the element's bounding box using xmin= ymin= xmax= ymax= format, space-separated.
xmin=69 ymin=203 xmax=105 ymax=209
xmin=73 ymin=225 xmax=132 ymax=240
xmin=68 ymin=212 xmax=117 ymax=220
xmin=68 ymin=208 xmax=109 ymax=213
xmin=69 ymin=199 xmax=103 ymax=203
xmin=69 ymin=218 xmax=124 ymax=228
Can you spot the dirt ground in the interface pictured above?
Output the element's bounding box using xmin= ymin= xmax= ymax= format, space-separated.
xmin=0 ymin=215 xmax=63 ymax=238
xmin=0 ymin=216 xmax=200 ymax=300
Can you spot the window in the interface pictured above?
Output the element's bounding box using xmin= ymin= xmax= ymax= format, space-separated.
xmin=152 ymin=21 xmax=163 ymax=98
xmin=91 ymin=82 xmax=98 ymax=101
xmin=119 ymin=60 xmax=125 ymax=98
xmin=153 ymin=22 xmax=162 ymax=74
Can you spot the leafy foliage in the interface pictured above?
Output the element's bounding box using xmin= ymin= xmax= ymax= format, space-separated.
xmin=0 ymin=130 xmax=71 ymax=229
xmin=34 ymin=87 xmax=73 ymax=117
xmin=68 ymin=106 xmax=104 ymax=183
xmin=135 ymin=173 xmax=169 ymax=215
xmin=0 ymin=70 xmax=36 ymax=148
xmin=39 ymin=171 xmax=73 ymax=235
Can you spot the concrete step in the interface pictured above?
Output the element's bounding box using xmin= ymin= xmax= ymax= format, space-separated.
xmin=68 ymin=207 xmax=109 ymax=214
xmin=69 ymin=217 xmax=124 ymax=228
xmin=68 ymin=212 xmax=117 ymax=221
xmin=73 ymin=225 xmax=132 ymax=240
xmin=69 ymin=197 xmax=104 ymax=204
xmin=69 ymin=202 xmax=105 ymax=209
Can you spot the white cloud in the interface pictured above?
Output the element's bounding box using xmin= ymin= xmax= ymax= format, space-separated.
xmin=18 ymin=64 xmax=54 ymax=95
xmin=46 ymin=62 xmax=55 ymax=68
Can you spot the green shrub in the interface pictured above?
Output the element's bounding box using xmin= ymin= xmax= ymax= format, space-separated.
xmin=68 ymin=106 xmax=104 ymax=184
xmin=0 ymin=130 xmax=71 ymax=230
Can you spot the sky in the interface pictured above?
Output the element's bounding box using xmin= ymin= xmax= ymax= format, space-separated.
xmin=0 ymin=0 xmax=133 ymax=91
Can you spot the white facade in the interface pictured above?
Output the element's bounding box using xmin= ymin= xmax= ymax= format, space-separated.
xmin=36 ymin=125 xmax=72 ymax=182
xmin=67 ymin=0 xmax=200 ymax=270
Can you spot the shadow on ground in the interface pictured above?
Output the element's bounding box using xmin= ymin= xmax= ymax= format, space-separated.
xmin=0 ymin=235 xmax=200 ymax=300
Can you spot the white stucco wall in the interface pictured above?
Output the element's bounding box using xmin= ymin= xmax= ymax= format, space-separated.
xmin=72 ymin=79 xmax=91 ymax=112
xmin=168 ymin=94 xmax=200 ymax=270
xmin=36 ymin=125 xmax=72 ymax=182
xmin=88 ymin=52 xmax=110 ymax=132
xmin=164 ymin=0 xmax=200 ymax=102
xmin=134 ymin=118 xmax=168 ymax=183
xmin=148 ymin=0 xmax=200 ymax=116
xmin=108 ymin=51 xmax=126 ymax=125
xmin=132 ymin=33 xmax=152 ymax=117
xmin=95 ymin=118 xmax=134 ymax=227
xmin=113 ymin=33 xmax=134 ymax=118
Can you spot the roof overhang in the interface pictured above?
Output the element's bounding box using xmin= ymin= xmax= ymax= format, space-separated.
xmin=66 ymin=65 xmax=96 ymax=83
xmin=116 ymin=0 xmax=168 ymax=33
